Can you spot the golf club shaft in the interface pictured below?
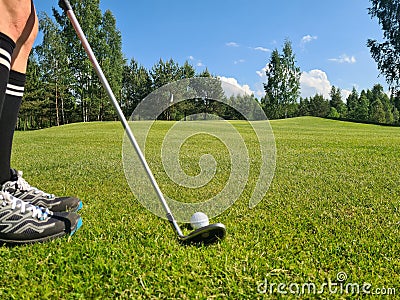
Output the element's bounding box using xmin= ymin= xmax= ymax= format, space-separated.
xmin=59 ymin=0 xmax=183 ymax=237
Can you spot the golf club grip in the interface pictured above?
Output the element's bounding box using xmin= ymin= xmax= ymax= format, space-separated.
xmin=58 ymin=0 xmax=72 ymax=11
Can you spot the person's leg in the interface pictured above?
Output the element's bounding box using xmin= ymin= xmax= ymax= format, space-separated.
xmin=0 ymin=0 xmax=36 ymax=183
xmin=0 ymin=0 xmax=82 ymax=245
xmin=0 ymin=0 xmax=34 ymax=86
xmin=9 ymin=0 xmax=38 ymax=74
xmin=1 ymin=69 xmax=83 ymax=213
xmin=0 ymin=0 xmax=33 ymax=102
xmin=0 ymin=1 xmax=82 ymax=212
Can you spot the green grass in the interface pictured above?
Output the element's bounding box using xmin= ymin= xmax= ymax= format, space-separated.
xmin=1 ymin=116 xmax=400 ymax=299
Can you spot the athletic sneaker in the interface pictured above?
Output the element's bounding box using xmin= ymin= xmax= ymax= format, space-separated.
xmin=0 ymin=191 xmax=82 ymax=245
xmin=1 ymin=169 xmax=83 ymax=213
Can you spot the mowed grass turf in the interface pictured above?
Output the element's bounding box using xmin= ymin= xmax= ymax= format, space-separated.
xmin=1 ymin=116 xmax=399 ymax=299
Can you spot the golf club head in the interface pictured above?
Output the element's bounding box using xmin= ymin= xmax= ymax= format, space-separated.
xmin=179 ymin=223 xmax=226 ymax=246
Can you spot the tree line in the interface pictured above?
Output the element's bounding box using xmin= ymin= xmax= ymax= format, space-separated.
xmin=260 ymin=40 xmax=400 ymax=125
xmin=21 ymin=0 xmax=400 ymax=129
xmin=260 ymin=0 xmax=400 ymax=125
xmin=21 ymin=0 xmax=262 ymax=130
xmin=22 ymin=0 xmax=125 ymax=129
xmin=295 ymin=85 xmax=399 ymax=125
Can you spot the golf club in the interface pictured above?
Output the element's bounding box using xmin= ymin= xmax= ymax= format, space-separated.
xmin=58 ymin=0 xmax=226 ymax=245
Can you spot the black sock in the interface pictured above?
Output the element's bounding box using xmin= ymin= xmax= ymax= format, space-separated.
xmin=0 ymin=70 xmax=25 ymax=184
xmin=0 ymin=32 xmax=15 ymax=115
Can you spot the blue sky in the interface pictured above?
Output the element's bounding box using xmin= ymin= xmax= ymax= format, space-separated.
xmin=34 ymin=0 xmax=387 ymax=99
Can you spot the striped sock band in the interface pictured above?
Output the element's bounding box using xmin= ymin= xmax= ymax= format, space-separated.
xmin=6 ymin=81 xmax=25 ymax=98
xmin=0 ymin=47 xmax=12 ymax=70
xmin=0 ymin=32 xmax=15 ymax=72
xmin=7 ymin=70 xmax=26 ymax=98
xmin=0 ymin=32 xmax=16 ymax=114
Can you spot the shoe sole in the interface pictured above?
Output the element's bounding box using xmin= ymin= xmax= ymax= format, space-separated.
xmin=75 ymin=201 xmax=83 ymax=212
xmin=0 ymin=216 xmax=83 ymax=245
xmin=64 ymin=201 xmax=83 ymax=213
xmin=70 ymin=217 xmax=83 ymax=236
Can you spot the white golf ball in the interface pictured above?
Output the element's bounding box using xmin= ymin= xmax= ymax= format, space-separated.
xmin=190 ymin=212 xmax=209 ymax=229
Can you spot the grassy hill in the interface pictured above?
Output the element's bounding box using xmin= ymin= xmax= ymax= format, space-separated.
xmin=1 ymin=117 xmax=399 ymax=299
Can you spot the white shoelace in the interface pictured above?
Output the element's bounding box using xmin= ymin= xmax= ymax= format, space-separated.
xmin=0 ymin=191 xmax=52 ymax=220
xmin=16 ymin=171 xmax=54 ymax=198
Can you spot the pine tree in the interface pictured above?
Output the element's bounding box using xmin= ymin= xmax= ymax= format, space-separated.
xmin=309 ymin=94 xmax=330 ymax=117
xmin=393 ymin=107 xmax=400 ymax=124
xmin=329 ymin=86 xmax=346 ymax=118
xmin=22 ymin=55 xmax=45 ymax=129
xmin=122 ymin=59 xmax=152 ymax=117
xmin=347 ymin=87 xmax=359 ymax=119
xmin=151 ymin=59 xmax=181 ymax=90
xmin=298 ymin=97 xmax=311 ymax=116
xmin=370 ymin=98 xmax=386 ymax=123
xmin=355 ymin=92 xmax=370 ymax=121
xmin=190 ymin=71 xmax=225 ymax=120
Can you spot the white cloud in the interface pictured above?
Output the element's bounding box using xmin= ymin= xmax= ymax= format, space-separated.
xmin=234 ymin=59 xmax=245 ymax=65
xmin=189 ymin=55 xmax=204 ymax=68
xmin=301 ymin=35 xmax=318 ymax=45
xmin=300 ymin=69 xmax=332 ymax=98
xmin=226 ymin=42 xmax=239 ymax=47
xmin=256 ymin=64 xmax=269 ymax=78
xmin=342 ymin=89 xmax=352 ymax=100
xmin=254 ymin=83 xmax=265 ymax=99
xmin=300 ymin=69 xmax=352 ymax=99
xmin=219 ymin=76 xmax=253 ymax=97
xmin=254 ymin=46 xmax=271 ymax=52
xmin=255 ymin=65 xmax=354 ymax=100
xmin=329 ymin=54 xmax=356 ymax=64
